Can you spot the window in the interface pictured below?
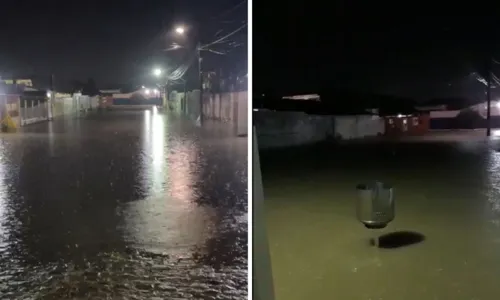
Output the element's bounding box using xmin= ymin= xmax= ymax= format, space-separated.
xmin=388 ymin=118 xmax=393 ymax=124
xmin=412 ymin=117 xmax=419 ymax=126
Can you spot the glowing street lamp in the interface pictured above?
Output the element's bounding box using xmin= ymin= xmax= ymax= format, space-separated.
xmin=153 ymin=68 xmax=162 ymax=77
xmin=145 ymin=89 xmax=150 ymax=95
xmin=175 ymin=26 xmax=185 ymax=35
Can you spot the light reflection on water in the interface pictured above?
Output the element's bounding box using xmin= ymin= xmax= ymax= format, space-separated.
xmin=124 ymin=111 xmax=216 ymax=253
xmin=0 ymin=141 xmax=6 ymax=246
xmin=0 ymin=111 xmax=247 ymax=299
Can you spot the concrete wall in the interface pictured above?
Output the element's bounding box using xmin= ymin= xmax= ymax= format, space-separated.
xmin=53 ymin=95 xmax=78 ymax=117
xmin=254 ymin=110 xmax=335 ymax=149
xmin=169 ymin=90 xmax=202 ymax=121
xmin=202 ymin=91 xmax=248 ymax=136
xmin=255 ymin=110 xmax=385 ymax=149
xmin=335 ymin=115 xmax=384 ymax=139
xmin=170 ymin=90 xmax=247 ymax=136
xmin=186 ymin=90 xmax=201 ymax=121
xmin=236 ymin=93 xmax=248 ymax=137
xmin=49 ymin=94 xmax=99 ymax=123
xmin=168 ymin=91 xmax=184 ymax=114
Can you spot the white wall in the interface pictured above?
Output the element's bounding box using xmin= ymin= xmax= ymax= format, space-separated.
xmin=202 ymin=91 xmax=248 ymax=136
xmin=186 ymin=90 xmax=201 ymax=121
xmin=236 ymin=93 xmax=248 ymax=136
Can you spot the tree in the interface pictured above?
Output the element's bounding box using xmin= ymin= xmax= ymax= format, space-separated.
xmin=81 ymin=78 xmax=99 ymax=96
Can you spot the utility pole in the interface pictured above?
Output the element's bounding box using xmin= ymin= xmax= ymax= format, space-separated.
xmin=49 ymin=73 xmax=54 ymax=121
xmin=487 ymin=58 xmax=492 ymax=137
xmin=50 ymin=73 xmax=54 ymax=91
xmin=197 ymin=41 xmax=203 ymax=124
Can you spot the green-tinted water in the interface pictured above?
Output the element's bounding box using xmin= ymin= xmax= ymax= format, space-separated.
xmin=261 ymin=139 xmax=500 ymax=300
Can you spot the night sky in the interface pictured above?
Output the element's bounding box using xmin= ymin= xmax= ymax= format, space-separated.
xmin=0 ymin=0 xmax=247 ymax=91
xmin=254 ymin=3 xmax=500 ymax=101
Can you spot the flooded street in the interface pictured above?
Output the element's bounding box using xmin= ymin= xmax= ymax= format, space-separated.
xmin=0 ymin=110 xmax=247 ymax=299
xmin=260 ymin=139 xmax=500 ymax=300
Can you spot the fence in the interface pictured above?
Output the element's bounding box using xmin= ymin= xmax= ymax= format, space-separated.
xmin=20 ymin=97 xmax=50 ymax=126
xmin=0 ymin=93 xmax=101 ymax=129
xmin=24 ymin=93 xmax=100 ymax=126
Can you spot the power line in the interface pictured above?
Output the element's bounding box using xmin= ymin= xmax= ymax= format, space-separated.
xmin=212 ymin=0 xmax=247 ymax=20
xmin=201 ymin=23 xmax=247 ymax=50
xmin=167 ymin=50 xmax=197 ymax=81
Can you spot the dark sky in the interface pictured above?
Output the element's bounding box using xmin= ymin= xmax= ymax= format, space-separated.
xmin=0 ymin=0 xmax=247 ymax=90
xmin=254 ymin=2 xmax=499 ymax=101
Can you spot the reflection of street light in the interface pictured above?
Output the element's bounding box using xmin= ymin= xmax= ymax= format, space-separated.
xmin=46 ymin=91 xmax=51 ymax=98
xmin=175 ymin=26 xmax=185 ymax=35
xmin=153 ymin=68 xmax=162 ymax=77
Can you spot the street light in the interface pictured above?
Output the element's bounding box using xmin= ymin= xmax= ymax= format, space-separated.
xmin=153 ymin=68 xmax=162 ymax=77
xmin=175 ymin=26 xmax=185 ymax=35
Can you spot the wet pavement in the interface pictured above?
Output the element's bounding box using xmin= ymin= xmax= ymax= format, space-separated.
xmin=0 ymin=110 xmax=248 ymax=299
xmin=260 ymin=138 xmax=500 ymax=300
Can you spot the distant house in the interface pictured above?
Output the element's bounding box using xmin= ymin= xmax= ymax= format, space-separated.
xmin=2 ymin=78 xmax=33 ymax=87
xmin=100 ymin=89 xmax=121 ymax=95
xmin=282 ymin=94 xmax=320 ymax=101
xmin=414 ymin=97 xmax=496 ymax=130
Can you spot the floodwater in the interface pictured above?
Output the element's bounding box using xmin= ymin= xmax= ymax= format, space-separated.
xmin=0 ymin=110 xmax=247 ymax=299
xmin=260 ymin=137 xmax=500 ymax=300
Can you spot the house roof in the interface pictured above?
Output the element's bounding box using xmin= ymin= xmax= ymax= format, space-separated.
xmin=0 ymin=83 xmax=22 ymax=95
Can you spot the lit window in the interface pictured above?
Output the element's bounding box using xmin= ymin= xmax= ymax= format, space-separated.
xmin=388 ymin=118 xmax=393 ymax=124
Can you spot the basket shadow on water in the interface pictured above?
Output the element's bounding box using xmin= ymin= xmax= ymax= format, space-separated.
xmin=371 ymin=231 xmax=426 ymax=249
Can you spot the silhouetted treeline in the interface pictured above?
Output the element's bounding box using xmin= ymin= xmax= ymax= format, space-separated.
xmin=254 ymin=90 xmax=485 ymax=116
xmin=254 ymin=90 xmax=417 ymax=116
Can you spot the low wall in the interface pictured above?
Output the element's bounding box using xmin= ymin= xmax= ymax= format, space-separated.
xmin=236 ymin=93 xmax=248 ymax=136
xmin=203 ymin=91 xmax=248 ymax=136
xmin=254 ymin=110 xmax=385 ymax=149
xmin=254 ymin=110 xmax=335 ymax=149
xmin=186 ymin=90 xmax=201 ymax=121
xmin=52 ymin=96 xmax=73 ymax=118
xmin=170 ymin=90 xmax=247 ymax=136
xmin=335 ymin=115 xmax=384 ymax=139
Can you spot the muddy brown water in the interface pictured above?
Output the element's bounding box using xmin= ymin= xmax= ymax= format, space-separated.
xmin=0 ymin=111 xmax=247 ymax=299
xmin=260 ymin=138 xmax=500 ymax=300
